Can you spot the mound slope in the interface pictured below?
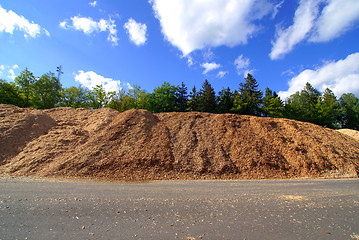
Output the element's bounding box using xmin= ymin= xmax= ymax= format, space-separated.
xmin=1 ymin=104 xmax=358 ymax=180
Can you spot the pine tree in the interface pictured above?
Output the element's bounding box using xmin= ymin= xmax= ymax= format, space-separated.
xmin=217 ymin=87 xmax=234 ymax=113
xmin=300 ymin=82 xmax=321 ymax=123
xmin=187 ymin=85 xmax=200 ymax=112
xmin=198 ymin=79 xmax=217 ymax=113
xmin=175 ymin=82 xmax=188 ymax=112
xmin=339 ymin=93 xmax=359 ymax=130
xmin=262 ymin=87 xmax=284 ymax=117
xmin=317 ymin=88 xmax=340 ymax=128
xmin=232 ymin=73 xmax=263 ymax=116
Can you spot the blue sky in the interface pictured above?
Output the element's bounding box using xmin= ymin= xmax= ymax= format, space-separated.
xmin=1 ymin=0 xmax=359 ymax=99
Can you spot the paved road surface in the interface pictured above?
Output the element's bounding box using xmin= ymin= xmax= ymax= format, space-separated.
xmin=0 ymin=178 xmax=358 ymax=240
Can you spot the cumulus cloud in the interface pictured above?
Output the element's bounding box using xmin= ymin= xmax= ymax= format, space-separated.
xmin=150 ymin=0 xmax=273 ymax=56
xmin=74 ymin=70 xmax=131 ymax=92
xmin=0 ymin=65 xmax=4 ymax=76
xmin=270 ymin=0 xmax=359 ymax=59
xmin=310 ymin=0 xmax=359 ymax=42
xmin=234 ymin=55 xmax=252 ymax=76
xmin=89 ymin=1 xmax=97 ymax=7
xmin=123 ymin=18 xmax=147 ymax=46
xmin=0 ymin=64 xmax=19 ymax=80
xmin=217 ymin=71 xmax=228 ymax=79
xmin=279 ymin=52 xmax=359 ymax=99
xmin=60 ymin=16 xmax=118 ymax=45
xmin=270 ymin=0 xmax=321 ymax=60
xmin=201 ymin=62 xmax=221 ymax=74
xmin=8 ymin=69 xmax=16 ymax=80
xmin=0 ymin=5 xmax=49 ymax=38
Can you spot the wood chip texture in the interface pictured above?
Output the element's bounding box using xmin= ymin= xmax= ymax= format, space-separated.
xmin=1 ymin=104 xmax=358 ymax=180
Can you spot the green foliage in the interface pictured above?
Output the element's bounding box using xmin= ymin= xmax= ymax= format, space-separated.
xmin=198 ymin=79 xmax=217 ymax=113
xmin=284 ymin=82 xmax=321 ymax=124
xmin=128 ymin=85 xmax=150 ymax=110
xmin=87 ymin=85 xmax=112 ymax=109
xmin=187 ymin=86 xmax=200 ymax=112
xmin=3 ymin=66 xmax=359 ymax=130
xmin=262 ymin=88 xmax=284 ymax=117
xmin=339 ymin=93 xmax=359 ymax=130
xmin=15 ymin=68 xmax=36 ymax=107
xmin=217 ymin=87 xmax=234 ymax=114
xmin=60 ymin=86 xmax=89 ymax=108
xmin=148 ymin=82 xmax=178 ymax=113
xmin=107 ymin=89 xmax=134 ymax=112
xmin=317 ymin=88 xmax=340 ymax=128
xmin=32 ymin=72 xmax=62 ymax=109
xmin=0 ymin=79 xmax=23 ymax=106
xmin=174 ymin=82 xmax=188 ymax=112
xmin=232 ymin=73 xmax=263 ymax=116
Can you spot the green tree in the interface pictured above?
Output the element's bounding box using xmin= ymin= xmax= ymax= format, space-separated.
xmin=0 ymin=79 xmax=23 ymax=106
xmin=174 ymin=82 xmax=188 ymax=112
xmin=284 ymin=83 xmax=321 ymax=124
xmin=262 ymin=88 xmax=284 ymax=117
xmin=317 ymin=88 xmax=340 ymax=128
xmin=15 ymin=68 xmax=36 ymax=107
xmin=148 ymin=82 xmax=178 ymax=113
xmin=198 ymin=79 xmax=217 ymax=113
xmin=32 ymin=72 xmax=62 ymax=109
xmin=128 ymin=85 xmax=149 ymax=110
xmin=187 ymin=85 xmax=200 ymax=112
xmin=107 ymin=89 xmax=135 ymax=112
xmin=217 ymin=87 xmax=234 ymax=114
xmin=60 ymin=86 xmax=89 ymax=108
xmin=87 ymin=85 xmax=113 ymax=109
xmin=300 ymin=82 xmax=321 ymax=123
xmin=232 ymin=73 xmax=263 ymax=116
xmin=339 ymin=93 xmax=359 ymax=130
xmin=284 ymin=92 xmax=302 ymax=120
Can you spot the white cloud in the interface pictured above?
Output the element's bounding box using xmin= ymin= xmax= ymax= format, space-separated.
xmin=123 ymin=18 xmax=147 ymax=46
xmin=60 ymin=16 xmax=118 ymax=45
xmin=150 ymin=0 xmax=273 ymax=56
xmin=217 ymin=71 xmax=228 ymax=79
xmin=310 ymin=0 xmax=359 ymax=42
xmin=75 ymin=70 xmax=131 ymax=93
xmin=270 ymin=0 xmax=359 ymax=59
xmin=186 ymin=56 xmax=194 ymax=66
xmin=234 ymin=55 xmax=250 ymax=71
xmin=203 ymin=49 xmax=215 ymax=61
xmin=279 ymin=52 xmax=359 ymax=99
xmin=272 ymin=0 xmax=284 ymax=18
xmin=0 ymin=65 xmax=4 ymax=76
xmin=0 ymin=64 xmax=19 ymax=80
xmin=270 ymin=0 xmax=321 ymax=60
xmin=89 ymin=1 xmax=97 ymax=7
xmin=201 ymin=62 xmax=221 ymax=74
xmin=0 ymin=5 xmax=49 ymax=38
xmin=234 ymin=55 xmax=252 ymax=76
xmin=8 ymin=69 xmax=16 ymax=80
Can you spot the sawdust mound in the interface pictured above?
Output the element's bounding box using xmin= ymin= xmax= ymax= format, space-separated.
xmin=1 ymin=104 xmax=358 ymax=180
xmin=338 ymin=129 xmax=359 ymax=142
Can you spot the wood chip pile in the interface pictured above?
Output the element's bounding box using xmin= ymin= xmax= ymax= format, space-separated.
xmin=1 ymin=104 xmax=358 ymax=180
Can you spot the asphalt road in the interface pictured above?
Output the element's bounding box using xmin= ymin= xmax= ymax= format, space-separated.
xmin=0 ymin=178 xmax=358 ymax=240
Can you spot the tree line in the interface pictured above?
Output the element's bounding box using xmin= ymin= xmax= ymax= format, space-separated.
xmin=1 ymin=68 xmax=359 ymax=130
